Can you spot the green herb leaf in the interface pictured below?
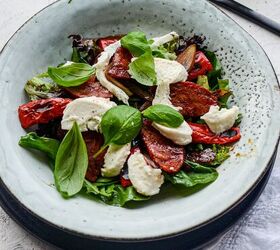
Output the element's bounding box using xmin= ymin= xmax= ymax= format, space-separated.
xmin=84 ymin=179 xmax=149 ymax=207
xmin=234 ymin=113 xmax=243 ymax=126
xmin=24 ymin=72 xmax=62 ymax=101
xmin=142 ymin=104 xmax=184 ymax=128
xmin=101 ymin=105 xmax=142 ymax=146
xmin=165 ymin=161 xmax=218 ymax=188
xmin=209 ymin=145 xmax=230 ymax=166
xmin=217 ymin=79 xmax=233 ymax=108
xmin=120 ymin=31 xmax=151 ymax=57
xmin=205 ymin=50 xmax=222 ymax=89
xmin=19 ymin=132 xmax=60 ymax=161
xmin=152 ymin=46 xmax=176 ymax=60
xmin=128 ymin=52 xmax=157 ymax=86
xmin=54 ymin=122 xmax=88 ymax=197
xmin=48 ymin=62 xmax=95 ymax=87
xmin=197 ymin=75 xmax=210 ymax=89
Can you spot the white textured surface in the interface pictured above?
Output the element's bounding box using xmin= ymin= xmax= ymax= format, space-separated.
xmin=0 ymin=0 xmax=279 ymax=249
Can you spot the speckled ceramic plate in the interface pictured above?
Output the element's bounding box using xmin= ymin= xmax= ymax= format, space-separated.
xmin=0 ymin=0 xmax=279 ymax=247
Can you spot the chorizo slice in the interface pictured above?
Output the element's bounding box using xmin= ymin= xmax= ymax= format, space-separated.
xmin=83 ymin=131 xmax=107 ymax=182
xmin=107 ymin=47 xmax=132 ymax=79
xmin=170 ymin=81 xmax=218 ymax=117
xmin=64 ymin=76 xmax=113 ymax=99
xmin=141 ymin=124 xmax=185 ymax=174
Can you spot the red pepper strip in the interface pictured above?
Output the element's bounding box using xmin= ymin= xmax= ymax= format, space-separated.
xmin=96 ymin=35 xmax=122 ymax=50
xmin=188 ymin=51 xmax=213 ymax=81
xmin=188 ymin=122 xmax=241 ymax=145
xmin=18 ymin=98 xmax=71 ymax=129
xmin=120 ymin=176 xmax=132 ymax=188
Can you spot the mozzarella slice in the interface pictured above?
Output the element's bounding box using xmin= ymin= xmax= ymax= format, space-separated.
xmin=61 ymin=96 xmax=116 ymax=131
xmin=93 ymin=41 xmax=130 ymax=105
xmin=101 ymin=143 xmax=131 ymax=177
xmin=152 ymin=121 xmax=192 ymax=145
xmin=201 ymin=105 xmax=239 ymax=134
xmin=128 ymin=151 xmax=164 ymax=196
xmin=151 ymin=31 xmax=179 ymax=48
xmin=152 ymin=57 xmax=187 ymax=110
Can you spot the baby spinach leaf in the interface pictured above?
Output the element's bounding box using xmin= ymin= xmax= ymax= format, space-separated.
xmin=101 ymin=105 xmax=142 ymax=146
xmin=48 ymin=62 xmax=95 ymax=87
xmin=142 ymin=104 xmax=184 ymax=128
xmin=19 ymin=132 xmax=60 ymax=161
xmin=165 ymin=161 xmax=218 ymax=188
xmin=121 ymin=31 xmax=151 ymax=57
xmin=128 ymin=52 xmax=157 ymax=86
xmin=54 ymin=122 xmax=88 ymax=197
xmin=24 ymin=72 xmax=62 ymax=101
xmin=84 ymin=179 xmax=149 ymax=207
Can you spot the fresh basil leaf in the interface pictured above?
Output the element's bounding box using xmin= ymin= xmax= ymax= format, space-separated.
xmin=48 ymin=62 xmax=95 ymax=87
xmin=54 ymin=122 xmax=88 ymax=197
xmin=19 ymin=132 xmax=60 ymax=161
xmin=165 ymin=161 xmax=218 ymax=188
xmin=101 ymin=105 xmax=142 ymax=146
xmin=209 ymin=145 xmax=230 ymax=166
xmin=128 ymin=52 xmax=157 ymax=86
xmin=84 ymin=179 xmax=149 ymax=207
xmin=121 ymin=31 xmax=151 ymax=57
xmin=24 ymin=72 xmax=62 ymax=101
xmin=142 ymin=104 xmax=184 ymax=128
xmin=197 ymin=75 xmax=210 ymax=89
xmin=71 ymin=47 xmax=87 ymax=63
xmin=205 ymin=50 xmax=222 ymax=89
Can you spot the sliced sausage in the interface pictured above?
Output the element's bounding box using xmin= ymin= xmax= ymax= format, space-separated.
xmin=141 ymin=124 xmax=185 ymax=174
xmin=83 ymin=131 xmax=107 ymax=182
xmin=170 ymin=81 xmax=218 ymax=117
xmin=64 ymin=76 xmax=113 ymax=99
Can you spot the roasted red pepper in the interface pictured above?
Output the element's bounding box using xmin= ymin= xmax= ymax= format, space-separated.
xmin=120 ymin=165 xmax=132 ymax=188
xmin=120 ymin=176 xmax=132 ymax=188
xmin=107 ymin=47 xmax=132 ymax=79
xmin=18 ymin=98 xmax=71 ymax=129
xmin=188 ymin=122 xmax=241 ymax=145
xmin=96 ymin=35 xmax=122 ymax=50
xmin=188 ymin=51 xmax=213 ymax=80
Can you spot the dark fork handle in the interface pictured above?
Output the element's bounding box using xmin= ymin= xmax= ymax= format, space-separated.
xmin=209 ymin=0 xmax=280 ymax=36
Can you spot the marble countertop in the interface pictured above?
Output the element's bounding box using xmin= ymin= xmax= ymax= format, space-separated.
xmin=0 ymin=0 xmax=279 ymax=249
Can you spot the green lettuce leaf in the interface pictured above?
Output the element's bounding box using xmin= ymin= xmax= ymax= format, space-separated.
xmin=84 ymin=178 xmax=149 ymax=207
xmin=197 ymin=75 xmax=210 ymax=89
xmin=209 ymin=145 xmax=230 ymax=166
xmin=24 ymin=72 xmax=62 ymax=101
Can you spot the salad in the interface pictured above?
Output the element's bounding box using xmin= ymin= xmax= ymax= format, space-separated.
xmin=18 ymin=31 xmax=241 ymax=206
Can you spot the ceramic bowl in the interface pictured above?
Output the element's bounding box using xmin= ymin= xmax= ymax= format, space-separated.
xmin=0 ymin=0 xmax=279 ymax=242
